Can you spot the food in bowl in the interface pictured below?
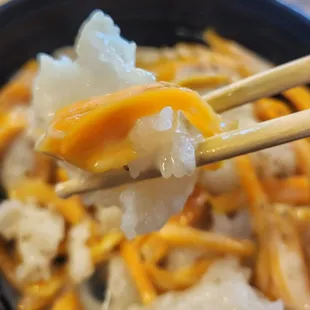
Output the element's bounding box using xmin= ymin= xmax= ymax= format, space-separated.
xmin=0 ymin=9 xmax=309 ymax=310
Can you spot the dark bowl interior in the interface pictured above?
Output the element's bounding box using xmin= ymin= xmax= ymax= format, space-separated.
xmin=0 ymin=0 xmax=310 ymax=86
xmin=0 ymin=0 xmax=309 ymax=308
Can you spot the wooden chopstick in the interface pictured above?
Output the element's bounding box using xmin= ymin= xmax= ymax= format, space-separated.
xmin=56 ymin=109 xmax=310 ymax=198
xmin=205 ymin=55 xmax=310 ymax=113
xmin=54 ymin=55 xmax=310 ymax=197
xmin=196 ymin=108 xmax=310 ymax=162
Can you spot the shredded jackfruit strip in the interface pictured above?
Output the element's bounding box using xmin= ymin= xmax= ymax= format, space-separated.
xmin=37 ymin=82 xmax=221 ymax=173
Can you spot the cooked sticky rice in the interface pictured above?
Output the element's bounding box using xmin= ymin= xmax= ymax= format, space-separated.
xmin=31 ymin=10 xmax=205 ymax=238
xmin=1 ymin=107 xmax=34 ymax=190
xmin=31 ymin=10 xmax=154 ymax=133
xmin=68 ymin=220 xmax=94 ymax=283
xmin=0 ymin=199 xmax=64 ymax=282
xmin=102 ymin=256 xmax=140 ymax=310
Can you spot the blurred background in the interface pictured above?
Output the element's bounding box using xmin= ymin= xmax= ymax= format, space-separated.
xmin=284 ymin=0 xmax=310 ymax=14
xmin=0 ymin=0 xmax=309 ymax=13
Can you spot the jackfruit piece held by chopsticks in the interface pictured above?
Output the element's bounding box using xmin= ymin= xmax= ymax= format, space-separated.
xmin=37 ymin=82 xmax=221 ymax=173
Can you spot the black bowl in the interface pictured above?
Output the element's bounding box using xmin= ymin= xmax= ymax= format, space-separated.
xmin=0 ymin=0 xmax=309 ymax=308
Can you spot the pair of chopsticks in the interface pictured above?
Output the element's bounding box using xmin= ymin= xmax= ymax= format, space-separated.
xmin=56 ymin=55 xmax=310 ymax=198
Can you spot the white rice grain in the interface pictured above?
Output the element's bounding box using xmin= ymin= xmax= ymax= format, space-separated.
xmin=129 ymin=108 xmax=203 ymax=178
xmin=102 ymin=256 xmax=140 ymax=310
xmin=68 ymin=220 xmax=94 ymax=283
xmin=31 ymin=10 xmax=154 ymax=132
xmin=0 ymin=199 xmax=64 ymax=282
xmin=95 ymin=205 xmax=123 ymax=235
xmin=1 ymin=109 xmax=35 ymax=190
xmin=85 ymin=173 xmax=197 ymax=239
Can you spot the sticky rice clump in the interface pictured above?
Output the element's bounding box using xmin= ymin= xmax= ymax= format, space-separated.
xmin=0 ymin=199 xmax=64 ymax=282
xmin=31 ymin=10 xmax=218 ymax=238
xmin=1 ymin=132 xmax=35 ymax=190
xmin=30 ymin=10 xmax=155 ymax=133
xmin=68 ymin=220 xmax=94 ymax=283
